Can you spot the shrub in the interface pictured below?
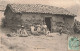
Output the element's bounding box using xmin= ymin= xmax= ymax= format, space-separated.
xmin=73 ymin=19 xmax=80 ymax=33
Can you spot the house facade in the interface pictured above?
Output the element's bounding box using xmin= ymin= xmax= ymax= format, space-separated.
xmin=4 ymin=4 xmax=76 ymax=33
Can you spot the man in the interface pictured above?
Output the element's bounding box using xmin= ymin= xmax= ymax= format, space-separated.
xmin=17 ymin=26 xmax=28 ymax=37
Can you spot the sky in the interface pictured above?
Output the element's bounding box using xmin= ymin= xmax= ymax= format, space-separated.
xmin=1 ymin=0 xmax=80 ymax=8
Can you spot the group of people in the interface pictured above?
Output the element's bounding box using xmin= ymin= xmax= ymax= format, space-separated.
xmin=8 ymin=26 xmax=28 ymax=37
xmin=11 ymin=24 xmax=50 ymax=37
xmin=30 ymin=24 xmax=50 ymax=35
xmin=8 ymin=23 xmax=64 ymax=37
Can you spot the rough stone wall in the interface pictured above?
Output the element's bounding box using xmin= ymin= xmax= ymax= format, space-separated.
xmin=21 ymin=13 xmax=74 ymax=33
xmin=21 ymin=13 xmax=43 ymax=30
xmin=4 ymin=10 xmax=74 ymax=33
xmin=4 ymin=7 xmax=22 ymax=31
xmin=64 ymin=16 xmax=74 ymax=33
xmin=51 ymin=15 xmax=64 ymax=32
xmin=4 ymin=7 xmax=15 ymax=28
xmin=64 ymin=16 xmax=74 ymax=28
xmin=50 ymin=15 xmax=74 ymax=33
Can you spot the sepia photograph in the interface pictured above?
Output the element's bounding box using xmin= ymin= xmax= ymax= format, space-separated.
xmin=0 ymin=0 xmax=80 ymax=51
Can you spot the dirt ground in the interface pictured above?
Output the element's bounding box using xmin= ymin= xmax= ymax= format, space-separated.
xmin=0 ymin=31 xmax=68 ymax=51
xmin=0 ymin=27 xmax=80 ymax=51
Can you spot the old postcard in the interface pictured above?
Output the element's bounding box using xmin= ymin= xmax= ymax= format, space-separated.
xmin=0 ymin=0 xmax=80 ymax=51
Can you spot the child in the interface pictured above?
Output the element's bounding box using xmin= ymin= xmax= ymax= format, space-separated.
xmin=58 ymin=26 xmax=63 ymax=35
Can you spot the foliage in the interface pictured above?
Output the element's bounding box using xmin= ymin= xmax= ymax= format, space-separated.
xmin=73 ymin=19 xmax=80 ymax=33
xmin=1 ymin=17 xmax=23 ymax=31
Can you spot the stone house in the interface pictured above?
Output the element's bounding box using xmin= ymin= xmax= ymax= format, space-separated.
xmin=4 ymin=4 xmax=76 ymax=33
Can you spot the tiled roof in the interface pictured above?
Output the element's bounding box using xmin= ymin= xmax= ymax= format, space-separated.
xmin=5 ymin=4 xmax=76 ymax=16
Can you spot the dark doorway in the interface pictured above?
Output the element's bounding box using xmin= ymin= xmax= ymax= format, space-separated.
xmin=45 ymin=17 xmax=51 ymax=31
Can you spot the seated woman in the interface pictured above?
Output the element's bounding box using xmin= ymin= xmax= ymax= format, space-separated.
xmin=46 ymin=29 xmax=50 ymax=35
xmin=36 ymin=24 xmax=41 ymax=33
xmin=30 ymin=24 xmax=38 ymax=35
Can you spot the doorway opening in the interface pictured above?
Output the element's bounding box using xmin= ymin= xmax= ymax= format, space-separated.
xmin=45 ymin=17 xmax=51 ymax=31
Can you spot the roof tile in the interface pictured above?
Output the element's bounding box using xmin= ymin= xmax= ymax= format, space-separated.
xmin=6 ymin=4 xmax=76 ymax=16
